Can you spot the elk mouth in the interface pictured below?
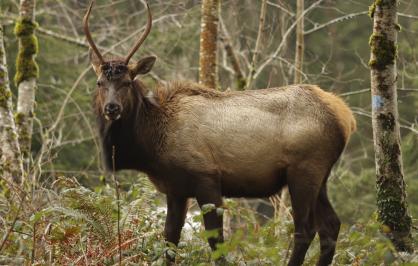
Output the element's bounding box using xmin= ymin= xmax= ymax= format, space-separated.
xmin=104 ymin=113 xmax=121 ymax=121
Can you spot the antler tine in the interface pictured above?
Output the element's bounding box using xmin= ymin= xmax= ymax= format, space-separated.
xmin=124 ymin=1 xmax=152 ymax=65
xmin=83 ymin=0 xmax=105 ymax=64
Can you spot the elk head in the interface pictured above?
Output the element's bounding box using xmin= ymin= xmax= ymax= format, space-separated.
xmin=84 ymin=0 xmax=156 ymax=121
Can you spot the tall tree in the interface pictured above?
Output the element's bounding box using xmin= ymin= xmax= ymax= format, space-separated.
xmin=14 ymin=0 xmax=39 ymax=165
xmin=294 ymin=0 xmax=304 ymax=84
xmin=0 ymin=25 xmax=24 ymax=184
xmin=369 ymin=0 xmax=413 ymax=252
xmin=199 ymin=0 xmax=220 ymax=89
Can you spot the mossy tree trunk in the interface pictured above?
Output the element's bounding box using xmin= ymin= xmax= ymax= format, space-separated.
xmin=15 ymin=0 xmax=39 ymax=167
xmin=0 ymin=25 xmax=24 ymax=184
xmin=369 ymin=0 xmax=413 ymax=252
xmin=199 ymin=0 xmax=220 ymax=89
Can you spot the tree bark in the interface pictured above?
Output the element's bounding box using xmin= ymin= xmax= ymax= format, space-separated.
xmin=369 ymin=0 xmax=413 ymax=252
xmin=15 ymin=0 xmax=38 ymax=165
xmin=199 ymin=0 xmax=220 ymax=89
xmin=0 ymin=25 xmax=24 ymax=184
xmin=294 ymin=0 xmax=304 ymax=84
xmin=246 ymin=0 xmax=267 ymax=89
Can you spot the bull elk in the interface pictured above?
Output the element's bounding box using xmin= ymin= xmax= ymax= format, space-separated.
xmin=83 ymin=1 xmax=356 ymax=265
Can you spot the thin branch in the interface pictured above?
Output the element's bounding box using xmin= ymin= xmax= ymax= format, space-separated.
xmin=254 ymin=0 xmax=324 ymax=81
xmin=294 ymin=0 xmax=304 ymax=84
xmin=219 ymin=17 xmax=246 ymax=90
xmin=398 ymin=12 xmax=418 ymax=19
xmin=48 ymin=67 xmax=91 ymax=134
xmin=339 ymin=88 xmax=370 ymax=96
xmin=246 ymin=0 xmax=268 ymax=88
xmin=37 ymin=26 xmax=87 ymax=48
xmin=304 ymin=11 xmax=368 ymax=35
xmin=266 ymin=1 xmax=294 ymax=16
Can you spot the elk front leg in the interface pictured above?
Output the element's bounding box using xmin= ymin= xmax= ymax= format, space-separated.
xmin=195 ymin=179 xmax=224 ymax=250
xmin=164 ymin=195 xmax=188 ymax=246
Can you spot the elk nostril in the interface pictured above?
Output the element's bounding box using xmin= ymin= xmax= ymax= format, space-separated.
xmin=105 ymin=103 xmax=121 ymax=114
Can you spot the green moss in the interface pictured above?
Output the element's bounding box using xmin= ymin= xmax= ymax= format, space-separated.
xmin=369 ymin=1 xmax=398 ymax=18
xmin=14 ymin=112 xmax=25 ymax=126
xmin=368 ymin=2 xmax=377 ymax=18
xmin=15 ymin=112 xmax=31 ymax=157
xmin=0 ymin=88 xmax=12 ymax=107
xmin=14 ymin=18 xmax=39 ymax=86
xmin=368 ymin=33 xmax=397 ymax=70
xmin=375 ymin=131 xmax=413 ymax=252
xmin=377 ymin=113 xmax=395 ymax=131
xmin=236 ymin=78 xmax=246 ymax=91
xmin=0 ymin=26 xmax=10 ymax=108
xmin=0 ymin=65 xmax=11 ymax=108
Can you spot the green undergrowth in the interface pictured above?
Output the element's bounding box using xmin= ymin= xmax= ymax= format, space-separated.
xmin=1 ymin=175 xmax=416 ymax=265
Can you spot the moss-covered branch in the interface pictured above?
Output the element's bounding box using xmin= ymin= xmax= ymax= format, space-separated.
xmin=15 ymin=0 xmax=39 ymax=165
xmin=0 ymin=25 xmax=24 ymax=183
xmin=14 ymin=18 xmax=39 ymax=86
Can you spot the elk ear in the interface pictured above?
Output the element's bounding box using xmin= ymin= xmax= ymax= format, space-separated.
xmin=129 ymin=56 xmax=156 ymax=78
xmin=89 ymin=48 xmax=102 ymax=75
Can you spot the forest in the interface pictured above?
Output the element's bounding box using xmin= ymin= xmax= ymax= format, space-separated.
xmin=0 ymin=0 xmax=417 ymax=265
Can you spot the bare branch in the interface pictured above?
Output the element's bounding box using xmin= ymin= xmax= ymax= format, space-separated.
xmin=254 ymin=0 xmax=324 ymax=81
xmin=304 ymin=11 xmax=368 ymax=36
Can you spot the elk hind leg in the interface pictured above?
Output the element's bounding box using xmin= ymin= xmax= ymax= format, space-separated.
xmin=286 ymin=165 xmax=323 ymax=266
xmin=315 ymin=185 xmax=340 ymax=266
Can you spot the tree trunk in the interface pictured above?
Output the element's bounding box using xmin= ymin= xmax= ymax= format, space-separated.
xmin=246 ymin=0 xmax=267 ymax=89
xmin=15 ymin=0 xmax=38 ymax=165
xmin=369 ymin=0 xmax=413 ymax=252
xmin=199 ymin=0 xmax=220 ymax=89
xmin=0 ymin=25 xmax=24 ymax=184
xmin=294 ymin=0 xmax=304 ymax=84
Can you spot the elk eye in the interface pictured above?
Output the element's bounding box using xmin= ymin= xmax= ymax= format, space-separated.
xmin=96 ymin=80 xmax=102 ymax=87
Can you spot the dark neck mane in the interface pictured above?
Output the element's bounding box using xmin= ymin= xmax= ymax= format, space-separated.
xmin=96 ymin=81 xmax=162 ymax=173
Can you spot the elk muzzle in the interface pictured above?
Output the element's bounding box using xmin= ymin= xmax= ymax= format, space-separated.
xmin=104 ymin=102 xmax=122 ymax=121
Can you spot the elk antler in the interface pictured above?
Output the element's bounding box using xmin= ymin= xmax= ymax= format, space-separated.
xmin=83 ymin=0 xmax=104 ymax=65
xmin=124 ymin=1 xmax=153 ymax=65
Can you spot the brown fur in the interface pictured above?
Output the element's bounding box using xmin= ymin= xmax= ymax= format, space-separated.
xmin=308 ymin=85 xmax=357 ymax=141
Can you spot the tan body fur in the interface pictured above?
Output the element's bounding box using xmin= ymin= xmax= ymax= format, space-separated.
xmin=149 ymin=82 xmax=355 ymax=198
